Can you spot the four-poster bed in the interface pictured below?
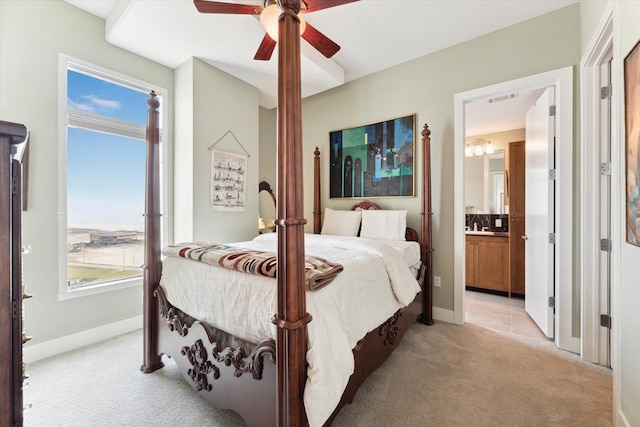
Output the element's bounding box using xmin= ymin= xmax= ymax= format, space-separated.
xmin=141 ymin=1 xmax=434 ymax=426
xmin=141 ymin=101 xmax=434 ymax=425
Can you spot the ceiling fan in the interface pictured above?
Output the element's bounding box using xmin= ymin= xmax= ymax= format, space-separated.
xmin=194 ymin=0 xmax=359 ymax=60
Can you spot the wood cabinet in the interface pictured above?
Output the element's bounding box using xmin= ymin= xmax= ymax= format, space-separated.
xmin=1 ymin=120 xmax=28 ymax=427
xmin=508 ymin=141 xmax=526 ymax=296
xmin=509 ymin=217 xmax=526 ymax=295
xmin=508 ymin=141 xmax=526 ymax=218
xmin=465 ymin=235 xmax=509 ymax=293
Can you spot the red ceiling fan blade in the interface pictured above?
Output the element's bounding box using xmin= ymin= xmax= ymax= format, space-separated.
xmin=302 ymin=23 xmax=340 ymax=58
xmin=303 ymin=0 xmax=359 ymax=13
xmin=254 ymin=34 xmax=277 ymax=61
xmin=194 ymin=0 xmax=262 ymax=15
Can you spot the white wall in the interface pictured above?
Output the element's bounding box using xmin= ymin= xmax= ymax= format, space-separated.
xmin=614 ymin=2 xmax=640 ymax=426
xmin=0 ymin=0 xmax=173 ymax=347
xmin=173 ymin=59 xmax=195 ymax=242
xmin=173 ymin=57 xmax=260 ymax=244
xmin=613 ymin=2 xmax=640 ymax=425
xmin=259 ymin=107 xmax=277 ymax=187
xmin=464 ymin=156 xmax=484 ymax=214
xmin=299 ymin=4 xmax=581 ymax=313
xmin=579 ymin=1 xmax=640 ymax=424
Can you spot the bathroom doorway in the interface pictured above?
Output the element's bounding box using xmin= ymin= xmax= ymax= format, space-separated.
xmin=453 ymin=67 xmax=576 ymax=353
xmin=462 ymin=88 xmax=549 ymax=341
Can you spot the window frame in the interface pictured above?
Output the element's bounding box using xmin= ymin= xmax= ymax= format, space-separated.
xmin=58 ymin=54 xmax=167 ymax=300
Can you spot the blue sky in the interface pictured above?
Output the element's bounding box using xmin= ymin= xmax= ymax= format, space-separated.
xmin=67 ymin=70 xmax=149 ymax=229
xmin=67 ymin=70 xmax=148 ymax=124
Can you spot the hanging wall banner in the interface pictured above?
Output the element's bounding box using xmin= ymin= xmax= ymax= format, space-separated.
xmin=211 ymin=149 xmax=247 ymax=212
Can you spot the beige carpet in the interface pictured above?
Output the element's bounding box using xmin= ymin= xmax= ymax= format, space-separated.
xmin=24 ymin=322 xmax=612 ymax=426
xmin=333 ymin=322 xmax=612 ymax=426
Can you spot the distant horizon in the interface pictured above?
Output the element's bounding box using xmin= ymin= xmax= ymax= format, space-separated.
xmin=68 ymin=224 xmax=144 ymax=232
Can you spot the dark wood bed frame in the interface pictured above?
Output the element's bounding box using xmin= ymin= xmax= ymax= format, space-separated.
xmin=141 ymin=2 xmax=433 ymax=425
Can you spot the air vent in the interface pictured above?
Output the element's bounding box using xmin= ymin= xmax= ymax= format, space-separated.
xmin=488 ymin=93 xmax=518 ymax=104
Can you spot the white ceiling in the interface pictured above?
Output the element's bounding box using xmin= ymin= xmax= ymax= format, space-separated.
xmin=465 ymin=87 xmax=545 ymax=137
xmin=65 ymin=0 xmax=576 ymax=135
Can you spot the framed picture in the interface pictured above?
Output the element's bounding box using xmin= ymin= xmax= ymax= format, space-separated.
xmin=329 ymin=114 xmax=415 ymax=198
xmin=625 ymin=40 xmax=640 ymax=246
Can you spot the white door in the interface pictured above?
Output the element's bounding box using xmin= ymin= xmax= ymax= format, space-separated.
xmin=524 ymin=87 xmax=555 ymax=338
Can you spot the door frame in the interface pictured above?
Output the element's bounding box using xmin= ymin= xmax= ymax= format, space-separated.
xmin=580 ymin=4 xmax=614 ymax=365
xmin=453 ymin=66 xmax=576 ymax=353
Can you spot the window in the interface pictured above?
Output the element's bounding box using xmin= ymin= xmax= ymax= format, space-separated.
xmin=60 ymin=57 xmax=163 ymax=297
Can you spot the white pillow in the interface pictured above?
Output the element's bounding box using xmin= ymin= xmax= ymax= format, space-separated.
xmin=321 ymin=208 xmax=362 ymax=237
xmin=360 ymin=210 xmax=407 ymax=241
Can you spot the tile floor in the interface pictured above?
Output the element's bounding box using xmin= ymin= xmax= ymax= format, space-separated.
xmin=465 ymin=289 xmax=549 ymax=342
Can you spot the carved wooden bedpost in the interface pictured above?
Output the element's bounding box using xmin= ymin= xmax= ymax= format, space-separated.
xmin=272 ymin=1 xmax=312 ymax=425
xmin=141 ymin=91 xmax=164 ymax=373
xmin=420 ymin=123 xmax=434 ymax=325
xmin=313 ymin=146 xmax=321 ymax=234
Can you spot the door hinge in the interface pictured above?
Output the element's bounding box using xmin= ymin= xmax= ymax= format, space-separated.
xmin=600 ymin=238 xmax=612 ymax=252
xmin=601 ymin=85 xmax=612 ymax=99
xmin=600 ymin=314 xmax=612 ymax=329
xmin=600 ymin=162 xmax=612 ymax=176
xmin=11 ymin=176 xmax=18 ymax=195
xmin=548 ymin=296 xmax=556 ymax=308
xmin=549 ymin=105 xmax=556 ymax=116
xmin=548 ymin=233 xmax=556 ymax=244
xmin=12 ymin=300 xmax=19 ymax=319
xmin=549 ymin=169 xmax=557 ymax=180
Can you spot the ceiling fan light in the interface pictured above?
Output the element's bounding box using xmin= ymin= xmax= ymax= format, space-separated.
xmin=299 ymin=14 xmax=307 ymax=35
xmin=259 ymin=3 xmax=307 ymax=42
xmin=260 ymin=4 xmax=280 ymax=41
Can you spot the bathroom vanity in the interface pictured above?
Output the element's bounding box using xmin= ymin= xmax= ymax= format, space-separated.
xmin=464 ymin=140 xmax=526 ymax=297
xmin=465 ymin=232 xmax=510 ymax=293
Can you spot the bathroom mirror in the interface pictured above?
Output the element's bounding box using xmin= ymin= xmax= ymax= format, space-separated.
xmin=465 ymin=151 xmax=505 ymax=214
xmin=258 ymin=181 xmax=276 ymax=233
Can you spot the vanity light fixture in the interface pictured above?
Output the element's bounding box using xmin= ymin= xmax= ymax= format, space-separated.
xmin=484 ymin=141 xmax=494 ymax=154
xmin=465 ymin=145 xmax=473 ymax=157
xmin=465 ymin=139 xmax=494 ymax=157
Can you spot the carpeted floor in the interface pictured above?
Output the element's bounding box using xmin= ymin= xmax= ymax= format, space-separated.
xmin=23 ymin=321 xmax=612 ymax=426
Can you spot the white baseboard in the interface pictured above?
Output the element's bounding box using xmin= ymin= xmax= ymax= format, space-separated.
xmin=433 ymin=306 xmax=455 ymax=324
xmin=570 ymin=336 xmax=581 ymax=354
xmin=616 ymin=406 xmax=631 ymax=427
xmin=24 ymin=315 xmax=143 ymax=363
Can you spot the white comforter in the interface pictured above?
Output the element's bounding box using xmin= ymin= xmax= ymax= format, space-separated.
xmin=160 ymin=233 xmax=421 ymax=426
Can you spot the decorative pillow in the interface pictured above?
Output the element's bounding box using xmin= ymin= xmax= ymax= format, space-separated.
xmin=321 ymin=208 xmax=362 ymax=237
xmin=360 ymin=210 xmax=407 ymax=241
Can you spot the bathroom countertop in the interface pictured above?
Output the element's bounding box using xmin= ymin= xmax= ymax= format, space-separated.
xmin=465 ymin=230 xmax=509 ymax=237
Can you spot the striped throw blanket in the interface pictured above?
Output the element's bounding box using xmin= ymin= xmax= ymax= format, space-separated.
xmin=162 ymin=242 xmax=343 ymax=291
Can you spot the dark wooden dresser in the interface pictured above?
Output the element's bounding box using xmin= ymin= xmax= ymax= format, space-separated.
xmin=1 ymin=120 xmax=29 ymax=427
